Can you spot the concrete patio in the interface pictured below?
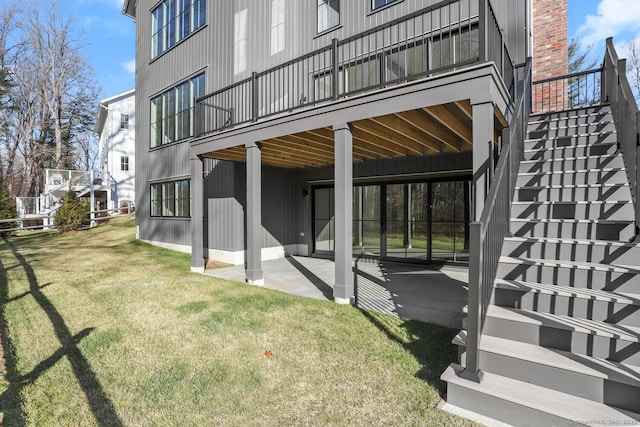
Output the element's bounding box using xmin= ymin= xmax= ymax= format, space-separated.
xmin=205 ymin=256 xmax=468 ymax=329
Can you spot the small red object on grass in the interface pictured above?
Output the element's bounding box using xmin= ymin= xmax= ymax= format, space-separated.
xmin=264 ymin=350 xmax=273 ymax=357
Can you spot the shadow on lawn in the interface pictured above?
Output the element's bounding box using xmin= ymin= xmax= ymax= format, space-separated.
xmin=358 ymin=309 xmax=458 ymax=396
xmin=0 ymin=237 xmax=124 ymax=426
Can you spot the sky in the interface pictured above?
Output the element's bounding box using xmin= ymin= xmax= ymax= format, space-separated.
xmin=65 ymin=0 xmax=135 ymax=100
xmin=60 ymin=0 xmax=638 ymax=101
xmin=569 ymin=0 xmax=640 ymax=65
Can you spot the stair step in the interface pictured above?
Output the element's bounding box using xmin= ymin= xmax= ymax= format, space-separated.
xmin=499 ymin=255 xmax=640 ymax=274
xmin=454 ymin=332 xmax=640 ymax=412
xmin=516 ymin=168 xmax=628 ymax=186
xmin=520 ymin=155 xmax=625 ymax=173
xmin=494 ymin=278 xmax=640 ymax=304
xmin=497 ymin=255 xmax=640 ymax=293
xmin=503 ymin=236 xmax=640 ymax=265
xmin=527 ymin=121 xmax=616 ymax=137
xmin=510 ymin=218 xmax=636 ymax=241
xmin=524 ymin=132 xmax=618 ymax=150
xmin=441 ymin=363 xmax=640 ymax=427
xmin=483 ymin=305 xmax=640 ymax=364
xmin=529 ymin=105 xmax=613 ymax=122
xmin=493 ymin=279 xmax=640 ymax=327
xmin=511 ymin=200 xmax=634 ymax=221
xmin=515 ymin=183 xmax=631 ymax=202
xmin=524 ymin=143 xmax=618 ymax=160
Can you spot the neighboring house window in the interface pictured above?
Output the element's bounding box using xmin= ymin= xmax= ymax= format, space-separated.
xmin=152 ymin=0 xmax=207 ymax=59
xmin=150 ymin=179 xmax=190 ymax=217
xmin=121 ymin=156 xmax=129 ymax=171
xmin=372 ymin=0 xmax=398 ymax=10
xmin=120 ymin=114 xmax=129 ymax=129
xmin=150 ymin=73 xmax=205 ymax=148
xmin=317 ymin=0 xmax=339 ymax=34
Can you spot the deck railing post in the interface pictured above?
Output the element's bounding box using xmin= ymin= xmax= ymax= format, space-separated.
xmin=332 ymin=38 xmax=339 ymax=100
xmin=252 ymin=72 xmax=258 ymax=122
xmin=463 ymin=221 xmax=484 ymax=383
xmin=478 ymin=0 xmax=487 ymax=63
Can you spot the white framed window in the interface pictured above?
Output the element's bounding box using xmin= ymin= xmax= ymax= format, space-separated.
xmin=317 ymin=0 xmax=340 ymax=34
xmin=371 ymin=0 xmax=399 ymax=11
xmin=121 ymin=156 xmax=129 ymax=171
xmin=120 ymin=114 xmax=129 ymax=129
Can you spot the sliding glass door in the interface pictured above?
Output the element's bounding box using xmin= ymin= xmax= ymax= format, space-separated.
xmin=313 ymin=179 xmax=470 ymax=263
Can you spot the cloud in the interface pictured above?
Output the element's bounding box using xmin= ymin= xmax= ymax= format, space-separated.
xmin=577 ymin=0 xmax=640 ymax=46
xmin=122 ymin=59 xmax=135 ymax=75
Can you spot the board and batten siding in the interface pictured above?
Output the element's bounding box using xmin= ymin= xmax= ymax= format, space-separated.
xmin=133 ymin=0 xmax=528 ymax=250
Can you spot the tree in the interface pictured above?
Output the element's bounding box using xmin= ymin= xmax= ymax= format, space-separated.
xmin=0 ymin=189 xmax=17 ymax=237
xmin=567 ymin=38 xmax=600 ymax=108
xmin=627 ymin=39 xmax=640 ymax=104
xmin=54 ymin=189 xmax=88 ymax=232
xmin=0 ymin=0 xmax=100 ymax=199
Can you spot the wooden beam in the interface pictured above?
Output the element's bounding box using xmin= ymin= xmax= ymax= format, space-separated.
xmin=454 ymin=100 xmax=473 ymax=121
xmin=266 ymin=137 xmax=335 ymax=163
xmin=400 ymin=109 xmax=460 ymax=152
xmin=423 ymin=105 xmax=473 ymax=146
xmin=371 ymin=114 xmax=441 ymax=154
xmin=303 ymin=127 xmax=381 ymax=160
xmin=353 ymin=120 xmax=422 ymax=156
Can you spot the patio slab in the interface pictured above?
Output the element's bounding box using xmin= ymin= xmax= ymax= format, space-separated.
xmin=204 ymin=256 xmax=468 ymax=329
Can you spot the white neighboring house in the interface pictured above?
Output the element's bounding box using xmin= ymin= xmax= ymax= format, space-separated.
xmin=94 ymin=89 xmax=135 ymax=212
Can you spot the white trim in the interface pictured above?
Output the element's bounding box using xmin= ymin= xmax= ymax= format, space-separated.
xmin=208 ymin=249 xmax=245 ymax=265
xmin=140 ymin=239 xmax=191 ymax=254
xmin=207 ymin=244 xmax=307 ymax=266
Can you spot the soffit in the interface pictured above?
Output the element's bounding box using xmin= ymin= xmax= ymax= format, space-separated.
xmin=200 ymin=100 xmax=500 ymax=169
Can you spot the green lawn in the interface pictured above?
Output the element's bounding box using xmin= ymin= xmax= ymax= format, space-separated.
xmin=0 ymin=218 xmax=472 ymax=426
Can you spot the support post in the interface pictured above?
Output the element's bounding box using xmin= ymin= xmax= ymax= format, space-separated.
xmin=245 ymin=142 xmax=264 ymax=286
xmin=333 ymin=123 xmax=353 ymax=304
xmin=89 ymin=170 xmax=96 ymax=227
xmin=472 ymin=102 xmax=494 ymax=221
xmin=190 ymin=155 xmax=205 ymax=273
xmin=472 ymin=101 xmax=495 ymax=221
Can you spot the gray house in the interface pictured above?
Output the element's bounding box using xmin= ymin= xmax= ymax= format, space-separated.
xmin=124 ymin=0 xmax=639 ymax=424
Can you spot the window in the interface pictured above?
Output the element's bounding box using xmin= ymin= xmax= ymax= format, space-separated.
xmin=371 ymin=0 xmax=398 ymax=10
xmin=150 ymin=73 xmax=205 ymax=148
xmin=152 ymin=0 xmax=206 ymax=59
xmin=270 ymin=0 xmax=285 ymax=55
xmin=317 ymin=0 xmax=339 ymax=34
xmin=150 ymin=179 xmax=190 ymax=217
xmin=120 ymin=114 xmax=129 ymax=129
xmin=121 ymin=156 xmax=129 ymax=171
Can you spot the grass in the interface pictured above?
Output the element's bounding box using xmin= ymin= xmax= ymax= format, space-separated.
xmin=0 ymin=217 xmax=473 ymax=426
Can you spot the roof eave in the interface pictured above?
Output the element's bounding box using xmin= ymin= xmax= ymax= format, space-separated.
xmin=123 ymin=0 xmax=136 ymax=20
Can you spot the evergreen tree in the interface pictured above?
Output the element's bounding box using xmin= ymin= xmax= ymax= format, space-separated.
xmin=0 ymin=189 xmax=17 ymax=237
xmin=54 ymin=190 xmax=89 ymax=232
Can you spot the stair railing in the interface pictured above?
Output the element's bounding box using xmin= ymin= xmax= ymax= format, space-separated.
xmin=463 ymin=58 xmax=532 ymax=382
xmin=602 ymin=37 xmax=640 ymax=236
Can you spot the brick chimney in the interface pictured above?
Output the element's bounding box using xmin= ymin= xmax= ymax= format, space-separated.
xmin=532 ymin=0 xmax=568 ymax=109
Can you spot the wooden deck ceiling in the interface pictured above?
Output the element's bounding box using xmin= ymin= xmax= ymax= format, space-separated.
xmin=202 ymin=100 xmax=507 ymax=169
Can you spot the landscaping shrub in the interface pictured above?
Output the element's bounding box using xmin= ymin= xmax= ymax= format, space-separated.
xmin=0 ymin=190 xmax=17 ymax=237
xmin=55 ymin=190 xmax=89 ymax=232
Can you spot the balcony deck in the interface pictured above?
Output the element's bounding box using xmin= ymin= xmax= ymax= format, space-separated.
xmin=192 ymin=0 xmax=516 ymax=168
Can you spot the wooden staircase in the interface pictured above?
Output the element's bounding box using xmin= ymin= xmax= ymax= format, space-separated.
xmin=442 ymin=105 xmax=640 ymax=426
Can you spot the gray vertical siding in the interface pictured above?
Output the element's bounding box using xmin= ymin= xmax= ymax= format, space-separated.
xmin=133 ymin=0 xmax=527 ymax=250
